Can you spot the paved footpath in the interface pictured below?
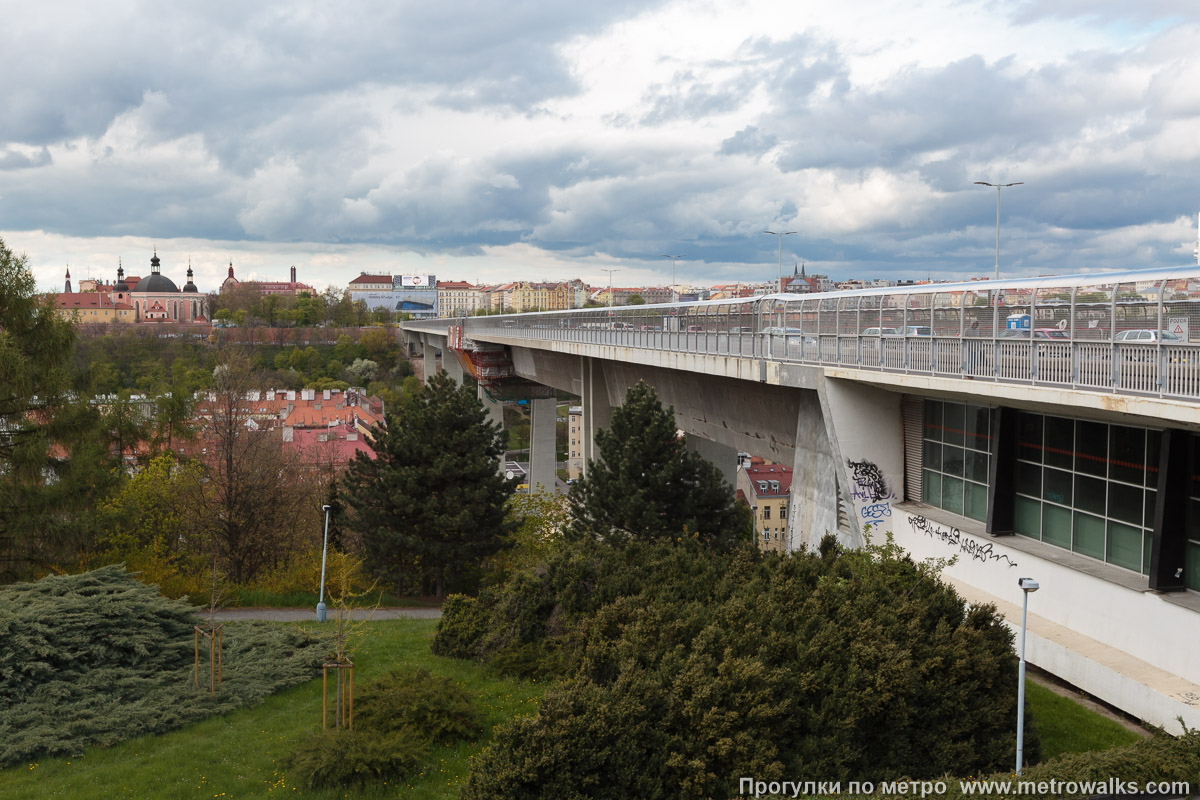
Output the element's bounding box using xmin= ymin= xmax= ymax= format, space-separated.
xmin=208 ymin=607 xmax=441 ymax=622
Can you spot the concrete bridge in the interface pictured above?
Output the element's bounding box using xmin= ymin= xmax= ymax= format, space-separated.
xmin=402 ymin=265 xmax=1200 ymax=732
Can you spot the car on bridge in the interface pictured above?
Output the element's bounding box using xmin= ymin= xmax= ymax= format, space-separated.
xmin=1114 ymin=329 xmax=1183 ymax=343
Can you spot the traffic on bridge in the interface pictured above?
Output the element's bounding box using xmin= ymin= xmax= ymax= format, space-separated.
xmin=412 ymin=265 xmax=1200 ymax=401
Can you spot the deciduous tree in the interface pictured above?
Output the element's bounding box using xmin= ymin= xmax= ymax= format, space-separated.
xmin=187 ymin=348 xmax=318 ymax=582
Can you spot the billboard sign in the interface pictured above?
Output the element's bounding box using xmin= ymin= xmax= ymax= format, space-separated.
xmin=395 ymin=275 xmax=436 ymax=289
xmin=350 ymin=288 xmax=438 ymax=317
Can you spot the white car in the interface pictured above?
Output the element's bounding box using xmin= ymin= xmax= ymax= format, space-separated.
xmin=1114 ymin=329 xmax=1183 ymax=343
xmin=861 ymin=327 xmax=898 ymax=336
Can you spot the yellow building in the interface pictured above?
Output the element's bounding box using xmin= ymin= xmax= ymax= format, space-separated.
xmin=736 ymin=462 xmax=793 ymax=553
xmin=54 ymin=292 xmax=138 ymax=323
xmin=506 ymin=281 xmax=570 ymax=312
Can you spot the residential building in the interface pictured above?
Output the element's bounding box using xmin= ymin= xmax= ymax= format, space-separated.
xmin=737 ymin=460 xmax=793 ymax=554
xmin=589 ymin=286 xmax=673 ymax=306
xmin=348 ymin=273 xmax=394 ymax=291
xmin=567 ymin=405 xmax=584 ymax=480
xmin=484 ymin=283 xmax=516 ymax=313
xmin=438 ymin=281 xmax=486 ymax=316
xmin=54 ymin=286 xmax=137 ymax=323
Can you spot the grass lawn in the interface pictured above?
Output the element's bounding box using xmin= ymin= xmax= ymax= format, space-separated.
xmin=0 ymin=619 xmax=1144 ymax=799
xmin=0 ymin=619 xmax=543 ymax=800
xmin=1025 ymin=679 xmax=1145 ymax=761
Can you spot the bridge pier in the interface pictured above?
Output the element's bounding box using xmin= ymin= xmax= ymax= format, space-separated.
xmin=686 ymin=434 xmax=738 ymax=495
xmin=422 ymin=334 xmax=437 ymax=383
xmin=443 ymin=349 xmax=464 ymax=385
xmin=528 ymin=397 xmax=558 ymax=493
xmin=478 ymin=383 xmax=506 ymax=472
xmin=580 ymin=357 xmax=613 ymax=475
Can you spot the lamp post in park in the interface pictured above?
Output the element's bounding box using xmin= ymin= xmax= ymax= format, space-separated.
xmin=763 ymin=230 xmax=797 ymax=293
xmin=316 ymin=504 xmax=331 ymax=622
xmin=1016 ymin=576 xmax=1039 ymax=774
xmin=661 ymin=254 xmax=684 ymax=303
xmin=974 ymin=181 xmax=1023 ymax=281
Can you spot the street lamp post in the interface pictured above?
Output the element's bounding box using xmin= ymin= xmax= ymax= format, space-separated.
xmin=316 ymin=504 xmax=331 ymax=622
xmin=974 ymin=181 xmax=1024 ymax=281
xmin=1016 ymin=576 xmax=1039 ymax=774
xmin=763 ymin=230 xmax=797 ymax=293
xmin=660 ymin=254 xmax=684 ymax=303
xmin=601 ymin=268 xmax=620 ymax=308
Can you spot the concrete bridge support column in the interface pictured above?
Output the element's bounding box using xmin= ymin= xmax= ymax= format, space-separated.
xmin=786 ymin=386 xmax=845 ymax=553
xmin=686 ymin=434 xmax=738 ymax=495
xmin=580 ymin=357 xmax=613 ymax=475
xmin=478 ymin=384 xmax=506 ymax=472
xmin=528 ymin=397 xmax=558 ymax=493
xmin=403 ymin=330 xmax=421 ymax=356
xmin=422 ymin=335 xmax=437 ymax=383
xmin=443 ymin=350 xmax=464 ymax=385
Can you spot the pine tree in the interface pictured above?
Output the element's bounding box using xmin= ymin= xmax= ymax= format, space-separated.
xmin=568 ymin=381 xmax=749 ymax=550
xmin=0 ymin=237 xmax=119 ymax=580
xmin=342 ymin=371 xmax=514 ymax=597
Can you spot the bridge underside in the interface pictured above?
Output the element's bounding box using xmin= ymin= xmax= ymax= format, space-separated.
xmin=412 ymin=328 xmax=1200 ymax=733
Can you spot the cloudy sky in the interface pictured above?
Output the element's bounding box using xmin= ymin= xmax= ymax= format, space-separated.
xmin=4 ymin=0 xmax=1199 ymax=294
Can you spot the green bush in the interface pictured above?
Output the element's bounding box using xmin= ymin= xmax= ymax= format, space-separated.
xmin=462 ymin=678 xmax=671 ymax=800
xmin=282 ymin=727 xmax=428 ymax=790
xmin=283 ymin=666 xmax=484 ymax=789
xmin=928 ymin=730 xmax=1200 ymax=800
xmin=355 ymin=667 xmax=482 ymax=744
xmin=434 ymin=538 xmax=741 ymax=677
xmin=0 ymin=566 xmax=323 ymax=767
xmin=429 ymin=593 xmax=488 ymax=659
xmin=457 ymin=537 xmax=1039 ymax=798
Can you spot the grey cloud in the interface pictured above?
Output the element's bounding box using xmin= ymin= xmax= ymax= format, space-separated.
xmin=720 ymin=126 xmax=778 ymax=156
xmin=0 ymin=0 xmax=660 ymax=148
xmin=639 ymin=71 xmax=757 ymax=125
xmin=0 ymin=147 xmax=51 ymax=170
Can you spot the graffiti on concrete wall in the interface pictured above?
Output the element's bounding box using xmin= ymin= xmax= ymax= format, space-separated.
xmin=910 ymin=515 xmax=1018 ymax=568
xmin=848 ymin=459 xmax=891 ymax=502
xmin=847 ymin=459 xmax=895 ymax=520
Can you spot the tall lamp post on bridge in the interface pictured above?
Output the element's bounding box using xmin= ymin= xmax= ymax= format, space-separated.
xmin=974 ymin=181 xmax=1023 ymax=281
xmin=660 ymin=254 xmax=685 ymax=303
xmin=763 ymin=229 xmax=797 ymax=293
xmin=1015 ymin=576 xmax=1039 ymax=774
xmin=316 ymin=504 xmax=331 ymax=622
xmin=601 ymin=268 xmax=620 ymax=308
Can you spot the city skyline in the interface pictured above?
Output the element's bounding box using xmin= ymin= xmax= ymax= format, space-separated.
xmin=4 ymin=0 xmax=1199 ymax=293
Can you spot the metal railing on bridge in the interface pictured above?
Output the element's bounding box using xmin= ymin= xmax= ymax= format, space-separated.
xmin=405 ymin=265 xmax=1200 ymax=401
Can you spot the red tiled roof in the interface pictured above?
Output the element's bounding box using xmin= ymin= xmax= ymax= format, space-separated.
xmin=744 ymin=464 xmax=793 ymax=497
xmin=286 ymin=423 xmax=374 ymax=465
xmin=349 ymin=274 xmax=392 ymax=285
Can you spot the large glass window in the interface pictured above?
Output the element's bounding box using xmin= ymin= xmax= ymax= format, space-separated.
xmin=1015 ymin=412 xmax=1159 ymax=574
xmin=922 ymin=400 xmax=992 ymax=522
xmin=1185 ymin=440 xmax=1200 ymax=593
